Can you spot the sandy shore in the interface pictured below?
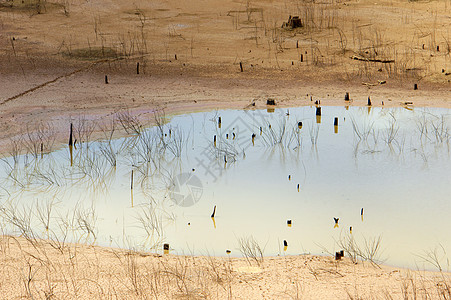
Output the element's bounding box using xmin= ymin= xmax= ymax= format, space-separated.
xmin=0 ymin=235 xmax=449 ymax=299
xmin=0 ymin=60 xmax=450 ymax=152
xmin=1 ymin=0 xmax=451 ymax=297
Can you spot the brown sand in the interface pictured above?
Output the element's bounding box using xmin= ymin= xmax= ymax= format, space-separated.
xmin=1 ymin=0 xmax=451 ymax=298
xmin=0 ymin=0 xmax=450 ymax=148
xmin=0 ymin=63 xmax=449 ymax=152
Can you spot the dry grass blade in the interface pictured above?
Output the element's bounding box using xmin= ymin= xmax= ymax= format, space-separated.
xmin=336 ymin=233 xmax=384 ymax=267
xmin=414 ymin=244 xmax=449 ymax=272
xmin=237 ymin=235 xmax=264 ymax=267
xmin=116 ymin=110 xmax=143 ymax=135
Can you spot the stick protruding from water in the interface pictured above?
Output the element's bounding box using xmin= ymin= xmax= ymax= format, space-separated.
xmin=316 ymin=107 xmax=321 ymax=116
xmin=298 ymin=121 xmax=303 ymax=129
xmin=69 ymin=123 xmax=73 ymax=146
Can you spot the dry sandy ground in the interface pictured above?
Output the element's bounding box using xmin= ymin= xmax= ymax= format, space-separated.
xmin=0 ymin=60 xmax=449 ymax=153
xmin=0 ymin=0 xmax=450 ymax=148
xmin=1 ymin=236 xmax=450 ymax=299
xmin=0 ymin=0 xmax=451 ymax=298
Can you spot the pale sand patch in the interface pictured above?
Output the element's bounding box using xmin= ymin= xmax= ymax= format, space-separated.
xmin=0 ymin=236 xmax=449 ymax=299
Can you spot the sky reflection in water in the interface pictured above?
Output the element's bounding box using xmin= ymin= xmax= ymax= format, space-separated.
xmin=1 ymin=105 xmax=450 ymax=270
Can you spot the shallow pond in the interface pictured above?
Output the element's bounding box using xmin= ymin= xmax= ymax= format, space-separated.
xmin=1 ymin=106 xmax=450 ymax=270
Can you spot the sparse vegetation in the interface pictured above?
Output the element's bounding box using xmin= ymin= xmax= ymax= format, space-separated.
xmin=237 ymin=235 xmax=264 ymax=267
xmin=0 ymin=106 xmax=448 ymax=298
xmin=1 ymin=0 xmax=451 ymax=297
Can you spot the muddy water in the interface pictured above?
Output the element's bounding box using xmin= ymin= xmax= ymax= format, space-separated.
xmin=1 ymin=106 xmax=450 ymax=269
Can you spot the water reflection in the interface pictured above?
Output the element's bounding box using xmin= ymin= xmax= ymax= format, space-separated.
xmin=0 ymin=106 xmax=450 ymax=269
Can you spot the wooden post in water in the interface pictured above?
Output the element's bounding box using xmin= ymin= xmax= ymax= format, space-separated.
xmin=211 ymin=205 xmax=217 ymax=228
xmin=69 ymin=123 xmax=73 ymax=146
xmin=298 ymin=121 xmax=303 ymax=129
xmin=69 ymin=123 xmax=73 ymax=167
xmin=334 ymin=117 xmax=338 ymax=134
xmin=316 ymin=107 xmax=321 ymax=123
